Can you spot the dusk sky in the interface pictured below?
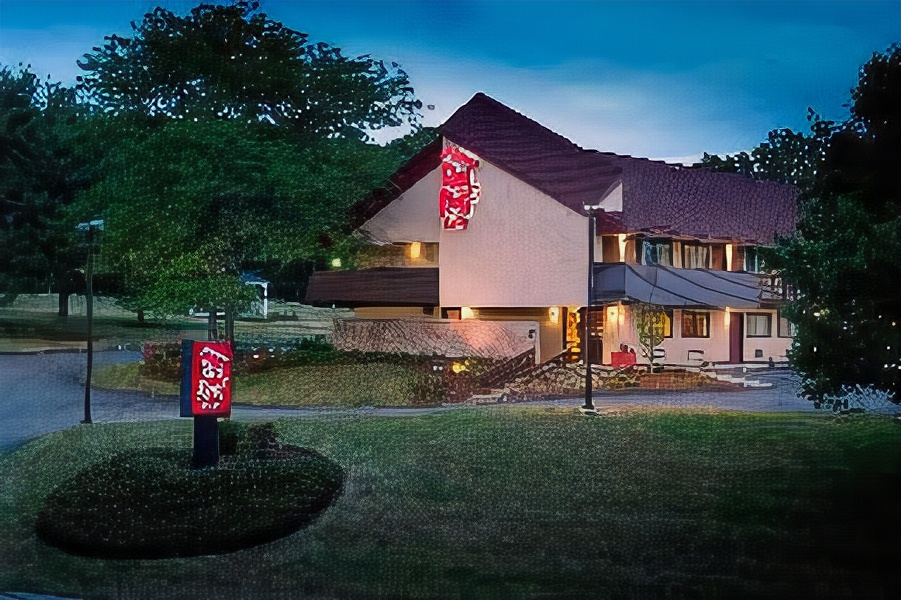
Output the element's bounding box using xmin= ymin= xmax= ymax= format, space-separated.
xmin=1 ymin=0 xmax=898 ymax=162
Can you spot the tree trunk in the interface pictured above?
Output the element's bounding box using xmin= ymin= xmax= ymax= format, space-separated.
xmin=58 ymin=291 xmax=69 ymax=317
xmin=207 ymin=307 xmax=218 ymax=340
xmin=137 ymin=309 xmax=145 ymax=324
xmin=224 ymin=306 xmax=235 ymax=343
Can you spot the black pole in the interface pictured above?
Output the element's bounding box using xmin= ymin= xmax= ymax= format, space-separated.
xmin=583 ymin=210 xmax=595 ymax=411
xmin=82 ymin=226 xmax=94 ymax=424
xmin=193 ymin=310 xmax=220 ymax=468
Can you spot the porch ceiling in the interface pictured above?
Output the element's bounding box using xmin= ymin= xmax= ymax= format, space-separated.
xmin=593 ymin=263 xmax=763 ymax=309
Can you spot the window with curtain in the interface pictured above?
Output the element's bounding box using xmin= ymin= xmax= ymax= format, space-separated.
xmin=681 ymin=311 xmax=710 ymax=338
xmin=682 ymin=244 xmax=710 ymax=269
xmin=746 ymin=313 xmax=772 ymax=337
xmin=744 ymin=246 xmax=766 ymax=273
xmin=640 ymin=239 xmax=672 ymax=267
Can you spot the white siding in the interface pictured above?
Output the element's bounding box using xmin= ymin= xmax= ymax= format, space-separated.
xmin=439 ymin=159 xmax=588 ymax=307
xmin=359 ymin=168 xmax=441 ymax=243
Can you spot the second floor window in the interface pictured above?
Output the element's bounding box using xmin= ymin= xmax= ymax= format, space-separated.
xmin=744 ymin=246 xmax=766 ymax=273
xmin=681 ymin=311 xmax=710 ymax=338
xmin=682 ymin=244 xmax=711 ymax=269
xmin=639 ymin=239 xmax=672 ymax=267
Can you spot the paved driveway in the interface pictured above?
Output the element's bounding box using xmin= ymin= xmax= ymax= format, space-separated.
xmin=2 ymin=352 xmax=897 ymax=452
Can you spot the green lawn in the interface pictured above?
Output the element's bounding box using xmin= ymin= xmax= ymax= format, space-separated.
xmin=92 ymin=361 xmax=438 ymax=407
xmin=1 ymin=409 xmax=899 ymax=599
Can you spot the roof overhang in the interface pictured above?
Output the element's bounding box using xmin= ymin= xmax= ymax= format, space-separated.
xmin=305 ymin=267 xmax=439 ymax=307
xmin=593 ymin=264 xmax=766 ymax=309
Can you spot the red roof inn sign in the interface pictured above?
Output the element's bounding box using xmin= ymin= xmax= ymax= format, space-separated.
xmin=180 ymin=341 xmax=232 ymax=418
xmin=439 ymin=146 xmax=481 ymax=230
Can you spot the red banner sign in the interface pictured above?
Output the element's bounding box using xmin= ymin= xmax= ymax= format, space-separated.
xmin=439 ymin=146 xmax=481 ymax=230
xmin=190 ymin=341 xmax=232 ymax=417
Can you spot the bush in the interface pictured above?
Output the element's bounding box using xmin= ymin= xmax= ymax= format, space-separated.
xmin=35 ymin=430 xmax=344 ymax=559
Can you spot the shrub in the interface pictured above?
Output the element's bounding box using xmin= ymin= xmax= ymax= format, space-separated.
xmin=35 ymin=432 xmax=344 ymax=559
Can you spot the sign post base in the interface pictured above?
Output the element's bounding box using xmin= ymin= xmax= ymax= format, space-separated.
xmin=192 ymin=416 xmax=220 ymax=469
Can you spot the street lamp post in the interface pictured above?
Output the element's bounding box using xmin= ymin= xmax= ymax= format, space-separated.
xmin=582 ymin=205 xmax=601 ymax=413
xmin=76 ymin=219 xmax=104 ymax=424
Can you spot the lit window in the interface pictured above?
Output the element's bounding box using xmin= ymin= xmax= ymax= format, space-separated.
xmin=682 ymin=244 xmax=711 ymax=269
xmin=639 ymin=239 xmax=672 ymax=267
xmin=681 ymin=311 xmax=710 ymax=338
xmin=746 ymin=313 xmax=772 ymax=337
xmin=655 ymin=310 xmax=674 ymax=338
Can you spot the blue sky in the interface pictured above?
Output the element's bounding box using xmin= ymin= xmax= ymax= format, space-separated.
xmin=1 ymin=1 xmax=898 ymax=162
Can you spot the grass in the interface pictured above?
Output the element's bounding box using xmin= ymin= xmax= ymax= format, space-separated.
xmin=1 ymin=409 xmax=899 ymax=599
xmin=92 ymin=360 xmax=439 ymax=407
xmin=91 ymin=362 xmax=179 ymax=396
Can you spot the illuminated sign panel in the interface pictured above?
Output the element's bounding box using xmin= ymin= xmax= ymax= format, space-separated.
xmin=439 ymin=146 xmax=481 ymax=230
xmin=180 ymin=340 xmax=232 ymax=417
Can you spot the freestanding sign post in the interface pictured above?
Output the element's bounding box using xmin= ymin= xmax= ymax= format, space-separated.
xmin=180 ymin=340 xmax=233 ymax=468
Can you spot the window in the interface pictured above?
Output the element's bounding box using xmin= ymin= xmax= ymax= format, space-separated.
xmin=744 ymin=246 xmax=766 ymax=273
xmin=681 ymin=311 xmax=710 ymax=338
xmin=659 ymin=309 xmax=674 ymax=338
xmin=638 ymin=239 xmax=672 ymax=267
xmin=778 ymin=311 xmax=797 ymax=338
xmin=682 ymin=243 xmax=711 ymax=269
xmin=746 ymin=313 xmax=772 ymax=337
xmin=649 ymin=309 xmax=674 ymax=338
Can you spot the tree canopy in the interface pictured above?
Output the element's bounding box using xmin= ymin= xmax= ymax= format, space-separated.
xmin=0 ymin=64 xmax=90 ymax=305
xmin=61 ymin=1 xmax=429 ymax=320
xmin=700 ymin=44 xmax=901 ymax=405
xmin=76 ymin=1 xmax=421 ymax=140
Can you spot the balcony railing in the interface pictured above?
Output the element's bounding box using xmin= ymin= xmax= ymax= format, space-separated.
xmin=758 ymin=273 xmax=794 ymax=303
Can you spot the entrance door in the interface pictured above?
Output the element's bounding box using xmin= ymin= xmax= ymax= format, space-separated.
xmin=729 ymin=312 xmax=744 ymax=363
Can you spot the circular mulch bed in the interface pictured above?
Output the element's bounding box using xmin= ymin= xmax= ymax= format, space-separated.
xmin=35 ymin=445 xmax=343 ymax=559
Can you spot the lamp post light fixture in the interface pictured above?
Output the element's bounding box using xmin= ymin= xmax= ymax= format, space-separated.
xmin=582 ymin=204 xmax=603 ymax=414
xmin=76 ymin=219 xmax=104 ymax=424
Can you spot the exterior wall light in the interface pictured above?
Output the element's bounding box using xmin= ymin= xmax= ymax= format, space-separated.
xmin=548 ymin=306 xmax=560 ymax=324
xmin=410 ymin=241 xmax=422 ymax=260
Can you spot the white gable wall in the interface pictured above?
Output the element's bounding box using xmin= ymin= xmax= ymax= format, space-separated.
xmin=359 ymin=167 xmax=441 ymax=244
xmin=439 ymin=159 xmax=587 ymax=308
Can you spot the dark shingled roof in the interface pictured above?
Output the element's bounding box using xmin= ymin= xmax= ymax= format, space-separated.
xmin=440 ymin=93 xmax=623 ymax=213
xmin=597 ymin=152 xmax=797 ymax=243
xmin=351 ymin=92 xmax=798 ymax=243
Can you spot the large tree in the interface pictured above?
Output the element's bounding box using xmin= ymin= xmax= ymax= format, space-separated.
xmin=72 ymin=118 xmax=405 ymax=318
xmin=0 ymin=64 xmax=93 ymax=313
xmin=71 ymin=1 xmax=424 ymax=324
xmin=699 ymin=44 xmax=901 ymax=405
xmin=76 ymin=1 xmax=421 ymax=140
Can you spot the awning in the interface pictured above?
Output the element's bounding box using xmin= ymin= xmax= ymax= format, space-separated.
xmin=305 ymin=267 xmax=439 ymax=307
xmin=593 ymin=264 xmax=765 ymax=309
